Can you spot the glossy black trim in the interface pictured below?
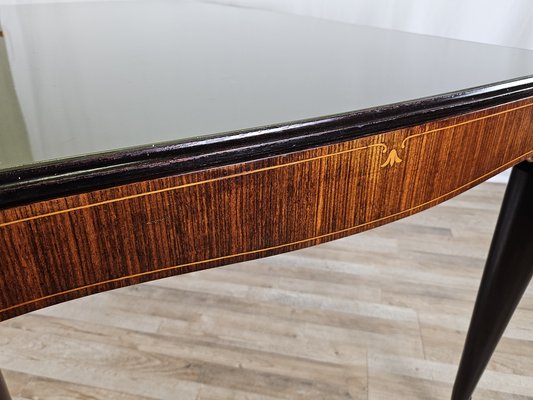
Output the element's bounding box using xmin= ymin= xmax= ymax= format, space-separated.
xmin=1 ymin=75 xmax=533 ymax=209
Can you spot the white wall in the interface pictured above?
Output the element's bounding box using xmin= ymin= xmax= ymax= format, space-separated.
xmin=209 ymin=0 xmax=533 ymax=50
xmin=7 ymin=0 xmax=533 ymax=52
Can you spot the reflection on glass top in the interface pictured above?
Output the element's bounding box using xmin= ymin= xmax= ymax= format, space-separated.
xmin=1 ymin=1 xmax=533 ymax=170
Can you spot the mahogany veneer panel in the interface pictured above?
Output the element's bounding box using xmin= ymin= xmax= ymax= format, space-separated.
xmin=1 ymin=98 xmax=533 ymax=320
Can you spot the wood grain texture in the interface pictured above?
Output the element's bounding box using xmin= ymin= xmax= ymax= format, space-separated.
xmin=1 ymin=98 xmax=533 ymax=320
xmin=2 ymin=182 xmax=533 ymax=399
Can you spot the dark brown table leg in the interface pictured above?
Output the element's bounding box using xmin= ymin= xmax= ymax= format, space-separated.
xmin=0 ymin=370 xmax=11 ymax=400
xmin=452 ymin=160 xmax=533 ymax=400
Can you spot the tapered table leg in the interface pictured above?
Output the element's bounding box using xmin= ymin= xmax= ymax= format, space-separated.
xmin=451 ymin=161 xmax=533 ymax=400
xmin=0 ymin=371 xmax=11 ymax=400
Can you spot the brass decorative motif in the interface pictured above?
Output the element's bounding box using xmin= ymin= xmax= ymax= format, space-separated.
xmin=380 ymin=149 xmax=402 ymax=168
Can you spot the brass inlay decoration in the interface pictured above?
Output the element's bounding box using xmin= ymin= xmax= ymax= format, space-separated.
xmin=377 ymin=102 xmax=533 ymax=168
xmin=380 ymin=149 xmax=402 ymax=168
xmin=1 ymin=149 xmax=532 ymax=315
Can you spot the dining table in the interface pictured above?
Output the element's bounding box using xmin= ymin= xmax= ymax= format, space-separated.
xmin=1 ymin=1 xmax=533 ymax=399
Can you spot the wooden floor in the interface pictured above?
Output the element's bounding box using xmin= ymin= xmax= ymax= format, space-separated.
xmin=1 ymin=181 xmax=533 ymax=400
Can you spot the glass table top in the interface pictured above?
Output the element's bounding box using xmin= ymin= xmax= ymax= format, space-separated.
xmin=1 ymin=0 xmax=533 ymax=171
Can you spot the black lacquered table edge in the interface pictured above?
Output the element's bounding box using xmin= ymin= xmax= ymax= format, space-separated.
xmin=1 ymin=75 xmax=533 ymax=209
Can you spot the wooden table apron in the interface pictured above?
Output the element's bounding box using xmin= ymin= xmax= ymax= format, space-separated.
xmin=1 ymin=97 xmax=533 ymax=321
